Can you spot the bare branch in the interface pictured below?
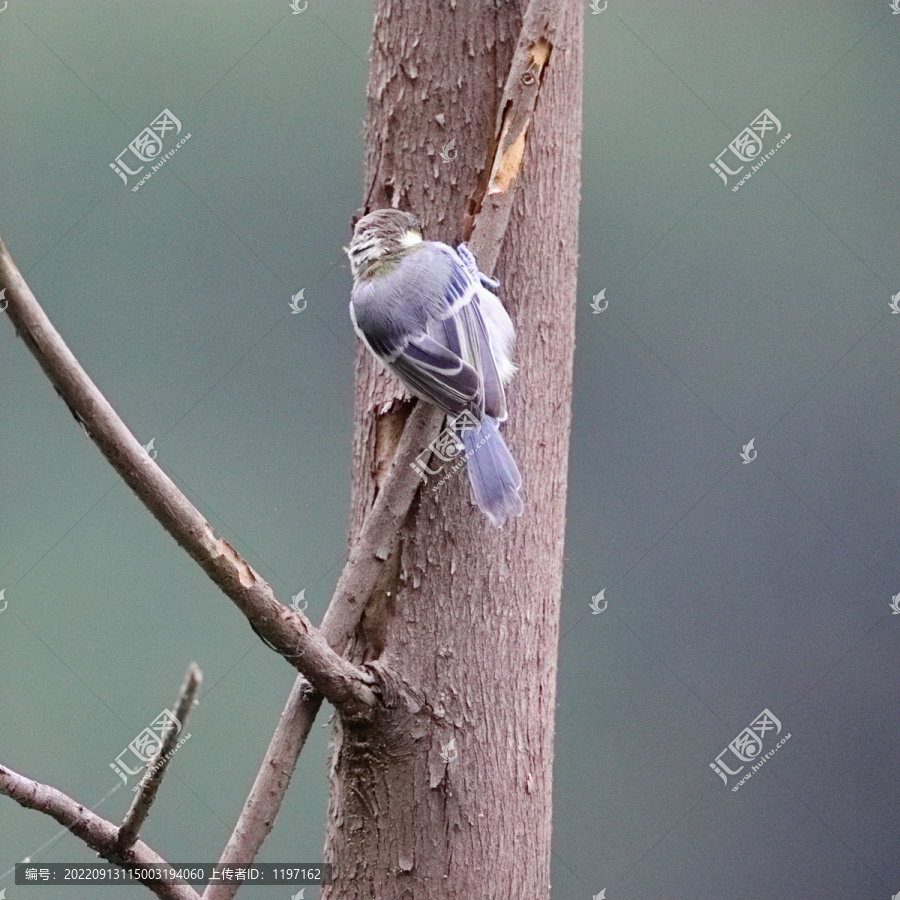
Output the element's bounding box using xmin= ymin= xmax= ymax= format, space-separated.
xmin=0 ymin=762 xmax=201 ymax=900
xmin=465 ymin=0 xmax=567 ymax=266
xmin=117 ymin=663 xmax=202 ymax=849
xmin=320 ymin=401 xmax=445 ymax=651
xmin=202 ymin=677 xmax=320 ymax=900
xmin=204 ymin=402 xmax=444 ymax=900
xmin=0 ymin=240 xmax=376 ymax=718
xmin=0 ymin=223 xmax=426 ymax=900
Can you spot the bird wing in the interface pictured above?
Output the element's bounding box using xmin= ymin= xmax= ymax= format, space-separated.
xmin=390 ymin=331 xmax=481 ymax=415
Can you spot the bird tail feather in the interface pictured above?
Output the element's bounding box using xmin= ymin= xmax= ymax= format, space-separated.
xmin=459 ymin=417 xmax=523 ymax=528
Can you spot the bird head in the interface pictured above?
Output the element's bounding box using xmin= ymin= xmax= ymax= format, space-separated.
xmin=346 ymin=209 xmax=423 ymax=280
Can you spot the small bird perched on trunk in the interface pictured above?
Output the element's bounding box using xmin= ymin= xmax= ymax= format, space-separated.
xmin=346 ymin=208 xmax=523 ymax=527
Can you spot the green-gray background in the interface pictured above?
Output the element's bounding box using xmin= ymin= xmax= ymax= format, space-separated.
xmin=1 ymin=2 xmax=898 ymax=899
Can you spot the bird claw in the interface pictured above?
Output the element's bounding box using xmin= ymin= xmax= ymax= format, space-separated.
xmin=456 ymin=243 xmax=501 ymax=290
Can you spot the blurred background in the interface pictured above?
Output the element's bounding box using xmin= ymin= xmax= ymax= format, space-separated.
xmin=0 ymin=2 xmax=898 ymax=899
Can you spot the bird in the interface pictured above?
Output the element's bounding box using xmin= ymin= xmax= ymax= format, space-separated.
xmin=346 ymin=208 xmax=523 ymax=527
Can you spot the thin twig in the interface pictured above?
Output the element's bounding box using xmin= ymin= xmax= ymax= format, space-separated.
xmin=0 ymin=762 xmax=202 ymax=900
xmin=0 ymin=241 xmax=376 ymax=719
xmin=204 ymin=1 xmax=568 ymax=893
xmin=204 ymin=403 xmax=444 ymax=900
xmin=117 ymin=663 xmax=203 ymax=849
xmin=202 ymin=677 xmax=320 ymax=900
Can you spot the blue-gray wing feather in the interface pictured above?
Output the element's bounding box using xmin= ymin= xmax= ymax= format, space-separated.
xmin=350 ymin=242 xmax=504 ymax=418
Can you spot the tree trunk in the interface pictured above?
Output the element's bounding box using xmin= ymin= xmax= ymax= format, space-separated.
xmin=324 ymin=2 xmax=582 ymax=897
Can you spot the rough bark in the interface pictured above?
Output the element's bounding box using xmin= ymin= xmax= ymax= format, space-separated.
xmin=325 ymin=2 xmax=581 ymax=898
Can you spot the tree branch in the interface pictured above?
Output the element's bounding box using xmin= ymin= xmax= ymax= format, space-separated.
xmin=465 ymin=0 xmax=567 ymax=262
xmin=0 ymin=762 xmax=201 ymax=900
xmin=0 ymin=240 xmax=376 ymax=719
xmin=202 ymin=676 xmax=320 ymax=900
xmin=117 ymin=663 xmax=202 ymax=850
xmin=204 ymin=401 xmax=444 ymax=900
